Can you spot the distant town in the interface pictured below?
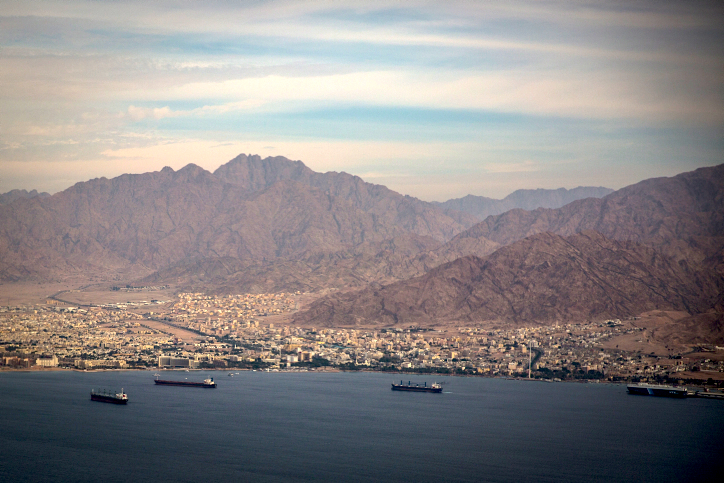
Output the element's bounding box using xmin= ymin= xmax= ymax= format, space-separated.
xmin=2 ymin=291 xmax=722 ymax=386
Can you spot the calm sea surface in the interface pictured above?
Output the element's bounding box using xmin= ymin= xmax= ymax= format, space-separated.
xmin=1 ymin=370 xmax=723 ymax=482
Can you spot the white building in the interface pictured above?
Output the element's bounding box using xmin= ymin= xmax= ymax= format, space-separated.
xmin=158 ymin=356 xmax=190 ymax=368
xmin=37 ymin=355 xmax=58 ymax=367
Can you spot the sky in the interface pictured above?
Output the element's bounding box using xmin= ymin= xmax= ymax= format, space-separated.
xmin=1 ymin=1 xmax=722 ymax=201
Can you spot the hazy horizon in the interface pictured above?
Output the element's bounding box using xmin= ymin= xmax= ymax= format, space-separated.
xmin=0 ymin=152 xmax=623 ymax=203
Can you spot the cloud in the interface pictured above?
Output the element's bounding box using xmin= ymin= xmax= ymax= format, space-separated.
xmin=151 ymin=68 xmax=721 ymax=125
xmin=2 ymin=1 xmax=721 ymax=125
xmin=1 ymin=0 xmax=721 ymax=200
xmin=126 ymin=105 xmax=178 ymax=121
xmin=122 ymin=99 xmax=267 ymax=122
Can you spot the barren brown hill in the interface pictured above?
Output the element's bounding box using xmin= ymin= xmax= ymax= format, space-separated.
xmin=650 ymin=312 xmax=724 ymax=346
xmin=214 ymin=154 xmax=478 ymax=240
xmin=0 ymin=155 xmax=470 ymax=283
xmin=435 ymin=164 xmax=724 ymax=268
xmin=349 ymin=164 xmax=724 ymax=285
xmin=140 ymin=233 xmax=442 ymax=293
xmin=294 ymin=231 xmax=723 ymax=328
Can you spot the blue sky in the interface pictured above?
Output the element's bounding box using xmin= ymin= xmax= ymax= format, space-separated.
xmin=1 ymin=0 xmax=722 ymax=200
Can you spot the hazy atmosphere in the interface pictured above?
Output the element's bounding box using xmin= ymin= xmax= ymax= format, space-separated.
xmin=1 ymin=0 xmax=723 ymax=199
xmin=3 ymin=5 xmax=724 ymax=481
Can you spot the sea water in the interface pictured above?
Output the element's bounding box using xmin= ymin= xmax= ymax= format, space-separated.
xmin=1 ymin=371 xmax=722 ymax=482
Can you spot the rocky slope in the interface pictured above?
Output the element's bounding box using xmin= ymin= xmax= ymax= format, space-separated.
xmin=0 ymin=156 xmax=472 ymax=283
xmin=214 ymin=154 xmax=478 ymax=240
xmin=140 ymin=233 xmax=442 ymax=293
xmin=294 ymin=231 xmax=724 ymax=328
xmin=2 ymin=155 xmax=722 ymax=329
xmin=435 ymin=164 xmax=724 ymax=268
xmin=351 ymin=164 xmax=724 ymax=285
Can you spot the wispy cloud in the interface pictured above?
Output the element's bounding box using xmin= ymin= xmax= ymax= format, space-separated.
xmin=0 ymin=0 xmax=722 ymax=198
xmin=123 ymin=99 xmax=266 ymax=121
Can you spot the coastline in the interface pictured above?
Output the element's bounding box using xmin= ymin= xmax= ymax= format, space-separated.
xmin=2 ymin=365 xmax=718 ymax=388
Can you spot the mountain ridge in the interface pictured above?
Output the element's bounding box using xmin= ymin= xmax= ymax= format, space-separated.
xmin=434 ymin=164 xmax=724 ymax=269
xmin=293 ymin=230 xmax=724 ymax=328
xmin=1 ymin=156 xmax=722 ymax=336
xmin=433 ymin=186 xmax=613 ymax=220
xmin=0 ymin=155 xmax=473 ymax=282
xmin=0 ymin=189 xmax=51 ymax=205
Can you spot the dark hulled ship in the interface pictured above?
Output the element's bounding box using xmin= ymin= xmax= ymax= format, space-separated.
xmin=154 ymin=375 xmax=216 ymax=388
xmin=627 ymin=384 xmax=688 ymax=398
xmin=391 ymin=380 xmax=442 ymax=393
xmin=90 ymin=388 xmax=128 ymax=404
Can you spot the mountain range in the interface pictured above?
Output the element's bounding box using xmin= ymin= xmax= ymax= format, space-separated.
xmin=1 ymin=154 xmax=722 ymax=332
xmin=432 ymin=186 xmax=613 ymax=219
xmin=0 ymin=189 xmax=50 ymax=205
xmin=0 ymin=155 xmax=474 ymax=282
xmin=293 ymin=230 xmax=723 ymax=328
xmin=292 ymin=164 xmax=724 ymax=329
xmin=0 ymin=154 xmax=607 ymax=285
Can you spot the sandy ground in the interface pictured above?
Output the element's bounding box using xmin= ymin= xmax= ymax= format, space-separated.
xmin=675 ymin=370 xmax=724 ymax=381
xmin=600 ymin=331 xmax=676 ymax=356
xmin=599 ymin=311 xmax=695 ymax=356
xmin=0 ymin=282 xmax=177 ymax=307
xmin=55 ymin=287 xmax=178 ymax=306
xmin=0 ymin=282 xmax=80 ymax=306
xmin=138 ymin=319 xmax=205 ymax=341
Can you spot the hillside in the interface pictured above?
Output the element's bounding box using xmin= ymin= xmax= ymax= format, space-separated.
xmin=214 ymin=154 xmax=478 ymax=240
xmin=2 ymin=156 xmax=722 ymax=323
xmin=435 ymin=164 xmax=724 ymax=268
xmin=0 ymin=156 xmax=472 ymax=283
xmin=294 ymin=231 xmax=723 ymax=328
xmin=140 ymin=233 xmax=442 ymax=293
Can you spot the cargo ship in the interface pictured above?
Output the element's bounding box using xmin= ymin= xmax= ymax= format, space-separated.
xmin=154 ymin=375 xmax=216 ymax=388
xmin=627 ymin=384 xmax=688 ymax=398
xmin=391 ymin=380 xmax=442 ymax=393
xmin=90 ymin=388 xmax=128 ymax=404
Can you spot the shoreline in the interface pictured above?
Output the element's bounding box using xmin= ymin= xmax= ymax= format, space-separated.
xmin=2 ymin=366 xmax=719 ymax=388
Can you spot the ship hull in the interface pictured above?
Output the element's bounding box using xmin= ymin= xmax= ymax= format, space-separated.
xmin=391 ymin=384 xmax=442 ymax=393
xmin=90 ymin=394 xmax=127 ymax=404
xmin=154 ymin=379 xmax=216 ymax=388
xmin=627 ymin=385 xmax=687 ymax=398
